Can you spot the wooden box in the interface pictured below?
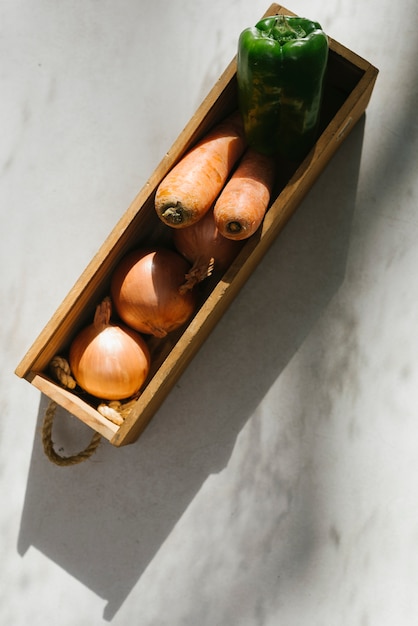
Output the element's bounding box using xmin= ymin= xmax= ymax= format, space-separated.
xmin=15 ymin=4 xmax=378 ymax=447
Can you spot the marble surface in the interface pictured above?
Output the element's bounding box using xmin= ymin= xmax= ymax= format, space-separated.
xmin=2 ymin=1 xmax=418 ymax=624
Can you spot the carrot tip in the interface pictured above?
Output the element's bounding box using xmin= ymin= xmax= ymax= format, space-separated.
xmin=226 ymin=221 xmax=243 ymax=234
xmin=161 ymin=206 xmax=186 ymax=225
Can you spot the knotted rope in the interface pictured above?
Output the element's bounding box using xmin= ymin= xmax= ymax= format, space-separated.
xmin=41 ymin=400 xmax=102 ymax=466
xmin=42 ymin=354 xmax=135 ymax=465
xmin=41 ymin=356 xmax=103 ymax=465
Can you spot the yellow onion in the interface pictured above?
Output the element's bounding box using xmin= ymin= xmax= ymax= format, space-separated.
xmin=173 ymin=208 xmax=244 ymax=292
xmin=111 ymin=247 xmax=197 ymax=338
xmin=69 ymin=297 xmax=150 ymax=400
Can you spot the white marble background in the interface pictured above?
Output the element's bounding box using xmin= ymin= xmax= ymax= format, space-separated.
xmin=2 ymin=1 xmax=418 ymax=624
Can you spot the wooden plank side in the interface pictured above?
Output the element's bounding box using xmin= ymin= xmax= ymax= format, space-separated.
xmin=14 ymin=61 xmax=238 ymax=380
xmin=29 ymin=373 xmax=119 ymax=439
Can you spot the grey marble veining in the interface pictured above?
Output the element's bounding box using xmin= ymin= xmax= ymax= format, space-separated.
xmin=2 ymin=1 xmax=418 ymax=624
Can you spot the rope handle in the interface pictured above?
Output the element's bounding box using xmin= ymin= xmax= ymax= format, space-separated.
xmin=42 ymin=355 xmax=102 ymax=465
xmin=43 ymin=354 xmax=136 ymax=465
xmin=42 ymin=400 xmax=102 ymax=466
xmin=42 ymin=355 xmax=136 ymax=465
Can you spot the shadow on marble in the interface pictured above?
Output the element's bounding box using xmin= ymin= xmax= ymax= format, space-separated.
xmin=17 ymin=117 xmax=365 ymax=621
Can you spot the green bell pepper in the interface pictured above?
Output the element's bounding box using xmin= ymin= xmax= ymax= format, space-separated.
xmin=237 ymin=14 xmax=329 ymax=160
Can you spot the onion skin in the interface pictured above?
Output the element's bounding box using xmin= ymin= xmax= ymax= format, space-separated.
xmin=69 ymin=298 xmax=151 ymax=401
xmin=173 ymin=208 xmax=244 ymax=292
xmin=111 ymin=247 xmax=197 ymax=338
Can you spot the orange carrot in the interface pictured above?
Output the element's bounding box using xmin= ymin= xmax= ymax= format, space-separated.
xmin=155 ymin=112 xmax=246 ymax=228
xmin=213 ymin=148 xmax=276 ymax=240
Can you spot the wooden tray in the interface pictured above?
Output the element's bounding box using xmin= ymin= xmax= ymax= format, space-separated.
xmin=15 ymin=4 xmax=379 ymax=447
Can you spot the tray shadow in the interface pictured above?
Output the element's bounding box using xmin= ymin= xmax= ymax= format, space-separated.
xmin=17 ymin=117 xmax=365 ymax=621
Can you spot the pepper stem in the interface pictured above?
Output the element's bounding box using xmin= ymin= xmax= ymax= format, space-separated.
xmin=272 ymin=14 xmax=306 ymax=44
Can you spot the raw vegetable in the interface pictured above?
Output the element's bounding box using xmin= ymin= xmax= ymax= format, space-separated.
xmin=237 ymin=14 xmax=328 ymax=160
xmin=154 ymin=112 xmax=246 ymax=228
xmin=173 ymin=208 xmax=244 ymax=292
xmin=111 ymin=247 xmax=197 ymax=337
xmin=69 ymin=297 xmax=150 ymax=400
xmin=213 ymin=148 xmax=276 ymax=240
